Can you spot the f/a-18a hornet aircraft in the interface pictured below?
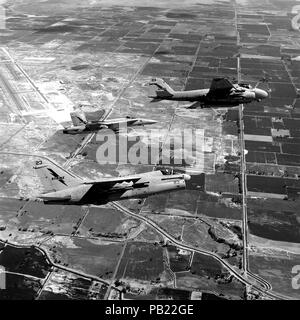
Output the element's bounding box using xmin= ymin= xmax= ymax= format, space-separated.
xmin=62 ymin=111 xmax=157 ymax=134
xmin=148 ymin=77 xmax=268 ymax=107
xmin=34 ymin=160 xmax=191 ymax=205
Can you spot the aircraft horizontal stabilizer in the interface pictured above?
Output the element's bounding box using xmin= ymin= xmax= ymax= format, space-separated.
xmin=148 ymin=78 xmax=175 ymax=97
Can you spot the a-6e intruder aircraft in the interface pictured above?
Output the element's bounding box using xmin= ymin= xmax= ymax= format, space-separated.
xmin=34 ymin=161 xmax=191 ymax=205
xmin=148 ymin=77 xmax=268 ymax=107
xmin=63 ymin=111 xmax=157 ymax=134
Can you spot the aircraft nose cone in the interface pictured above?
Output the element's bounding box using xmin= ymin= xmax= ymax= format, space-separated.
xmin=148 ymin=119 xmax=158 ymax=124
xmin=255 ymin=89 xmax=268 ymax=100
xmin=183 ymin=174 xmax=191 ymax=181
xmin=141 ymin=119 xmax=158 ymax=125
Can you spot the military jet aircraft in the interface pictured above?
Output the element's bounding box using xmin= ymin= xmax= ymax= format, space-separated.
xmin=62 ymin=111 xmax=157 ymax=134
xmin=34 ymin=160 xmax=191 ymax=205
xmin=148 ymin=77 xmax=268 ymax=107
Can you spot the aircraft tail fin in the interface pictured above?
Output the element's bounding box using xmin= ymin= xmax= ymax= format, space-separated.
xmin=149 ymin=78 xmax=175 ymax=98
xmin=34 ymin=160 xmax=82 ymax=192
xmin=70 ymin=111 xmax=87 ymax=126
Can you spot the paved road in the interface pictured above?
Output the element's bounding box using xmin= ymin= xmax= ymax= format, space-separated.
xmin=0 ymin=238 xmax=120 ymax=298
xmin=111 ymin=201 xmax=287 ymax=300
xmin=0 ymin=150 xmax=286 ymax=299
xmin=234 ymin=6 xmax=273 ymax=294
xmin=0 ymin=65 xmax=27 ymax=120
xmin=0 ymin=37 xmax=284 ymax=300
xmin=63 ymin=47 xmax=156 ymax=170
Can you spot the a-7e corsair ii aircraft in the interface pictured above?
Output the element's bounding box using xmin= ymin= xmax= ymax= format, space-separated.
xmin=34 ymin=161 xmax=191 ymax=205
xmin=148 ymin=77 xmax=268 ymax=107
xmin=63 ymin=111 xmax=157 ymax=134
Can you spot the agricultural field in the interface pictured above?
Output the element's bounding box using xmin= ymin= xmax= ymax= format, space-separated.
xmin=0 ymin=0 xmax=299 ymax=300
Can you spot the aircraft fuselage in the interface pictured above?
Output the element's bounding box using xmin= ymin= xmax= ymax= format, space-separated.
xmin=38 ymin=173 xmax=190 ymax=205
xmin=151 ymin=87 xmax=267 ymax=106
xmin=63 ymin=118 xmax=157 ymax=134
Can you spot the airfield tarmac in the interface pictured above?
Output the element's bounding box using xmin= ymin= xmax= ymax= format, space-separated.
xmin=0 ymin=0 xmax=299 ymax=300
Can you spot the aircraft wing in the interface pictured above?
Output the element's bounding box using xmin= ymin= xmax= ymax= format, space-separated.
xmin=70 ymin=110 xmax=105 ymax=126
xmin=85 ymin=110 xmax=105 ymax=122
xmin=207 ymin=78 xmax=234 ymax=96
xmin=84 ymin=171 xmax=163 ymax=187
xmin=101 ymin=119 xmax=136 ymax=126
xmin=83 ymin=176 xmax=148 ymax=191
